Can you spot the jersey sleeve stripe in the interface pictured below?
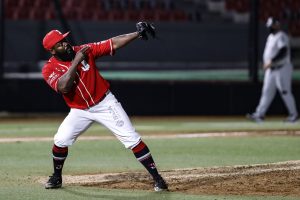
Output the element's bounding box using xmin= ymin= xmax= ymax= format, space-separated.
xmin=109 ymin=39 xmax=113 ymax=56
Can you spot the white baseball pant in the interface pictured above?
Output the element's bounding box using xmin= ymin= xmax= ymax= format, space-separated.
xmin=54 ymin=92 xmax=141 ymax=149
xmin=254 ymin=63 xmax=298 ymax=117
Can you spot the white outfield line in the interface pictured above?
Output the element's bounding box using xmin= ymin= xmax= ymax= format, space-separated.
xmin=0 ymin=131 xmax=300 ymax=143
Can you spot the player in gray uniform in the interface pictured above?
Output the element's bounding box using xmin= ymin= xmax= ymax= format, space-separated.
xmin=247 ymin=17 xmax=298 ymax=123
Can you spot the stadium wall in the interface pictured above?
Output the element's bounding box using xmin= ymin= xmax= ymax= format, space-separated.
xmin=4 ymin=21 xmax=267 ymax=63
xmin=0 ymin=79 xmax=299 ymax=116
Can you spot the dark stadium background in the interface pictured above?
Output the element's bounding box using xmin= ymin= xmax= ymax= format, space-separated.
xmin=0 ymin=0 xmax=299 ymax=115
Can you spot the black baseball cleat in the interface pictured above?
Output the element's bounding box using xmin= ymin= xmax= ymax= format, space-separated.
xmin=246 ymin=113 xmax=264 ymax=123
xmin=153 ymin=175 xmax=168 ymax=192
xmin=45 ymin=174 xmax=62 ymax=189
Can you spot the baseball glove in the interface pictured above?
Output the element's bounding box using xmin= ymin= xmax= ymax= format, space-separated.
xmin=136 ymin=22 xmax=156 ymax=40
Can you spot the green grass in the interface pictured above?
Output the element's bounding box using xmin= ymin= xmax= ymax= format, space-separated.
xmin=2 ymin=185 xmax=299 ymax=200
xmin=3 ymin=137 xmax=298 ymax=176
xmin=1 ymin=138 xmax=300 ymax=200
xmin=0 ymin=116 xmax=300 ymax=200
xmin=1 ymin=116 xmax=300 ymax=137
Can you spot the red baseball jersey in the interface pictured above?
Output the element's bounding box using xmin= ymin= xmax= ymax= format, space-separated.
xmin=42 ymin=39 xmax=114 ymax=109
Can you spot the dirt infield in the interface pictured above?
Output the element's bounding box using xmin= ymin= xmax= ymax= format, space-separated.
xmin=38 ymin=160 xmax=300 ymax=197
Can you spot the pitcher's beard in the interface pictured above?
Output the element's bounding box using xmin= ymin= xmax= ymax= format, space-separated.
xmin=56 ymin=47 xmax=76 ymax=61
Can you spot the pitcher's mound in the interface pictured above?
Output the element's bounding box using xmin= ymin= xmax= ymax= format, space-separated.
xmin=41 ymin=160 xmax=300 ymax=196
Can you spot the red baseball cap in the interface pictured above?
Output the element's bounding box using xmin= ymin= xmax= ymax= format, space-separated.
xmin=43 ymin=30 xmax=70 ymax=50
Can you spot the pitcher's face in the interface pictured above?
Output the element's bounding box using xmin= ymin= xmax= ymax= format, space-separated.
xmin=51 ymin=39 xmax=75 ymax=61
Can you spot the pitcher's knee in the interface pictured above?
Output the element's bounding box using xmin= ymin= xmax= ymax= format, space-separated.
xmin=54 ymin=134 xmax=75 ymax=148
xmin=123 ymin=135 xmax=141 ymax=149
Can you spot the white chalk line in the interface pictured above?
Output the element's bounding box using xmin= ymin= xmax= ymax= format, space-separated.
xmin=1 ymin=131 xmax=300 ymax=143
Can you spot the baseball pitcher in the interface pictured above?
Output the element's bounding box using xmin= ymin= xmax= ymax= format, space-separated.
xmin=41 ymin=22 xmax=168 ymax=191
